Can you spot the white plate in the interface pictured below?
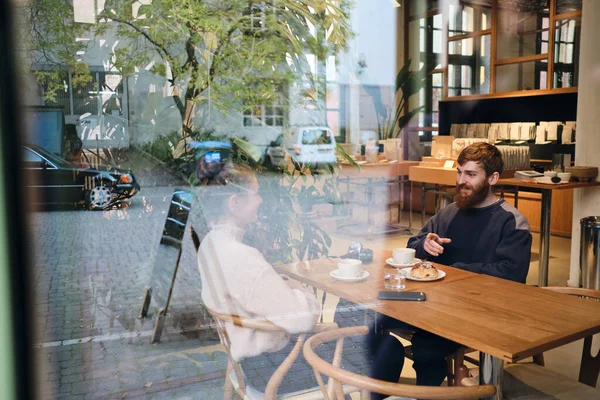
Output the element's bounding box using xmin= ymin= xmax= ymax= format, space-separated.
xmin=356 ymin=161 xmax=368 ymax=165
xmin=330 ymin=269 xmax=370 ymax=282
xmin=386 ymin=258 xmax=422 ymax=268
xmin=400 ymin=267 xmax=446 ymax=282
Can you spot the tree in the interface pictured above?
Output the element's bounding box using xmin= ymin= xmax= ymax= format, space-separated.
xmin=25 ymin=0 xmax=353 ymax=144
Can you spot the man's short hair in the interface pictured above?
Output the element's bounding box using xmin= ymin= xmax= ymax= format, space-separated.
xmin=457 ymin=142 xmax=504 ymax=177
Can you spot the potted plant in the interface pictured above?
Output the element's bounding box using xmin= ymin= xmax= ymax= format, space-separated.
xmin=366 ymin=60 xmax=431 ymax=153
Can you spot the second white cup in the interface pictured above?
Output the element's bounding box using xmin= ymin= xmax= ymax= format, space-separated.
xmin=337 ymin=259 xmax=363 ymax=278
xmin=392 ymin=248 xmax=416 ymax=264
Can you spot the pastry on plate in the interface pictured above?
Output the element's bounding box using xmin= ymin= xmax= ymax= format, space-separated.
xmin=409 ymin=261 xmax=439 ymax=279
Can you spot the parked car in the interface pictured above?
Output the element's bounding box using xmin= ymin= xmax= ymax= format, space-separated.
xmin=21 ymin=144 xmax=140 ymax=210
xmin=266 ymin=126 xmax=337 ymax=168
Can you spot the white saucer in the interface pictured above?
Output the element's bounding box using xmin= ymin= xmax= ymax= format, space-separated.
xmin=386 ymin=258 xmax=422 ymax=268
xmin=400 ymin=267 xmax=446 ymax=282
xmin=330 ymin=270 xmax=370 ymax=282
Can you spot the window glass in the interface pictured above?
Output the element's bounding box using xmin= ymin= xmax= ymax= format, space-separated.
xmin=302 ymin=129 xmax=332 ymax=145
xmin=497 ymin=8 xmax=549 ymax=60
xmin=448 ymin=3 xmax=492 ymax=37
xmin=554 ymin=17 xmax=581 ymax=88
xmin=556 ymin=0 xmax=582 ymax=14
xmin=496 ymin=61 xmax=548 ymax=92
xmin=22 ymin=148 xmax=44 ymax=163
xmin=448 ymin=35 xmax=490 ymax=96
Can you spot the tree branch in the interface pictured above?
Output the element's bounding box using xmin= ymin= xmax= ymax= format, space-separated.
xmin=102 ymin=14 xmax=172 ymax=62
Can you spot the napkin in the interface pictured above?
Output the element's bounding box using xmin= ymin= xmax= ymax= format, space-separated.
xmin=547 ymin=122 xmax=560 ymax=141
xmin=498 ymin=123 xmax=509 ymax=140
xmin=509 ymin=123 xmax=521 ymax=140
xmin=535 ymin=125 xmax=546 ymax=144
xmin=561 ymin=126 xmax=573 ymax=144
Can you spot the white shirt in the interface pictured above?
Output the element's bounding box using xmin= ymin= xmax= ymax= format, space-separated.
xmin=197 ymin=224 xmax=320 ymax=361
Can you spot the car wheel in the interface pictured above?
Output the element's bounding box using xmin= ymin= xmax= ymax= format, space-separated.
xmin=85 ymin=184 xmax=115 ymax=210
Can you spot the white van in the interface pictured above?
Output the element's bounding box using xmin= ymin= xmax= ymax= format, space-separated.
xmin=283 ymin=126 xmax=337 ymax=165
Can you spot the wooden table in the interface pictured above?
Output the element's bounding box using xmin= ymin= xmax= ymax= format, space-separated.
xmin=276 ymin=251 xmax=600 ymax=398
xmin=338 ymin=161 xmax=418 ymax=232
xmin=497 ymin=178 xmax=600 ymax=286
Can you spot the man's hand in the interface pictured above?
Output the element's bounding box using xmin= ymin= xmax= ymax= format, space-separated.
xmin=424 ymin=233 xmax=452 ymax=257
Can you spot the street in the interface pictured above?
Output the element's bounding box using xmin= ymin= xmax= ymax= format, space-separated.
xmin=28 ymin=185 xmax=378 ymax=399
xmin=29 ymin=187 xmax=226 ymax=399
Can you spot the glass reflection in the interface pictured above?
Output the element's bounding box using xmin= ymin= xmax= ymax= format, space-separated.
xmin=448 ymin=35 xmax=490 ymax=96
xmin=553 ymin=17 xmax=581 ymax=88
xmin=556 ymin=0 xmax=582 ymax=14
xmin=497 ymin=8 xmax=549 ymax=60
xmin=449 ymin=2 xmax=492 ymax=37
xmin=496 ymin=61 xmax=547 ymax=92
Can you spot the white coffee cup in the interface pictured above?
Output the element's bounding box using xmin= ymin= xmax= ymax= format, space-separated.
xmin=392 ymin=248 xmax=416 ymax=264
xmin=337 ymin=259 xmax=363 ymax=278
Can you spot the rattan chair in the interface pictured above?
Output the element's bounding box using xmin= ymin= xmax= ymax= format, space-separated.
xmin=303 ymin=325 xmax=496 ymax=400
xmin=208 ymin=308 xmax=358 ymax=400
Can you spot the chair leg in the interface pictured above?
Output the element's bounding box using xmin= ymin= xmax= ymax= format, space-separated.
xmin=446 ymin=357 xmax=454 ymax=386
xmin=453 ymin=348 xmax=466 ymax=386
xmin=579 ymin=336 xmax=600 ymax=387
xmin=223 ymin=360 xmax=234 ymax=400
xmin=533 ymin=353 xmax=545 ymax=366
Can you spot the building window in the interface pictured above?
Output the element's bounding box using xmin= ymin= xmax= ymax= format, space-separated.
xmin=243 ymin=102 xmax=285 ymax=127
xmin=37 ymin=69 xmax=124 ymax=117
xmin=250 ymin=2 xmax=267 ymax=31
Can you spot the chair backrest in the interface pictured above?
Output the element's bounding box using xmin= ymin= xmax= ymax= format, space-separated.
xmin=541 ymin=286 xmax=600 ymax=387
xmin=304 ymin=326 xmax=497 ymax=400
xmin=207 ymin=308 xmax=307 ymax=400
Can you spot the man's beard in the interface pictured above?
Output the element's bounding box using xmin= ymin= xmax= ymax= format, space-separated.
xmin=454 ymin=180 xmax=490 ymax=209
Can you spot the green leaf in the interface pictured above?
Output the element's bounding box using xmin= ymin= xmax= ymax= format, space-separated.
xmin=137 ymin=4 xmax=153 ymax=18
xmin=395 ymin=106 xmax=425 ymax=136
xmin=336 ymin=143 xmax=359 ymax=170
xmin=395 ymin=59 xmax=412 ymax=93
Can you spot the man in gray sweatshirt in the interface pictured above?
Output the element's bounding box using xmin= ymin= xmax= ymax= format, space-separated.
xmin=368 ymin=142 xmax=532 ymax=398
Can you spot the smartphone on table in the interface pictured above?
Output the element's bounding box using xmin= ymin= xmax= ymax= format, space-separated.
xmin=378 ymin=291 xmax=426 ymax=301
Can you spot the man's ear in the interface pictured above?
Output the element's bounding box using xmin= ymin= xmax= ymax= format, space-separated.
xmin=488 ymin=171 xmax=500 ymax=186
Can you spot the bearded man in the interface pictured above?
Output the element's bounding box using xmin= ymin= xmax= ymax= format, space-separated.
xmin=367 ymin=143 xmax=532 ymax=398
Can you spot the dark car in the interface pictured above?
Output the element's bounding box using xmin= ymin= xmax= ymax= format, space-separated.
xmin=22 ymin=144 xmax=140 ymax=210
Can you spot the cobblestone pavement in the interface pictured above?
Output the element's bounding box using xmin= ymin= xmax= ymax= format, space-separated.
xmin=28 ymin=186 xmax=375 ymax=399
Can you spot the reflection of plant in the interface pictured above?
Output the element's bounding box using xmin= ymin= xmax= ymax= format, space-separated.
xmin=368 ymin=60 xmax=430 ymax=140
xmin=191 ymin=138 xmax=341 ymax=263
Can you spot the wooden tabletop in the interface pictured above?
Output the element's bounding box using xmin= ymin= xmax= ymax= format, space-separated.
xmin=276 ymin=250 xmax=476 ymax=307
xmin=276 ymin=253 xmax=600 ymax=362
xmin=497 ymin=178 xmax=600 ymax=191
xmin=339 ymin=161 xmax=418 ymax=179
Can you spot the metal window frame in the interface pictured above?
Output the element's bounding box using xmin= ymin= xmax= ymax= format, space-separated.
xmin=0 ymin=0 xmax=36 ymax=399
